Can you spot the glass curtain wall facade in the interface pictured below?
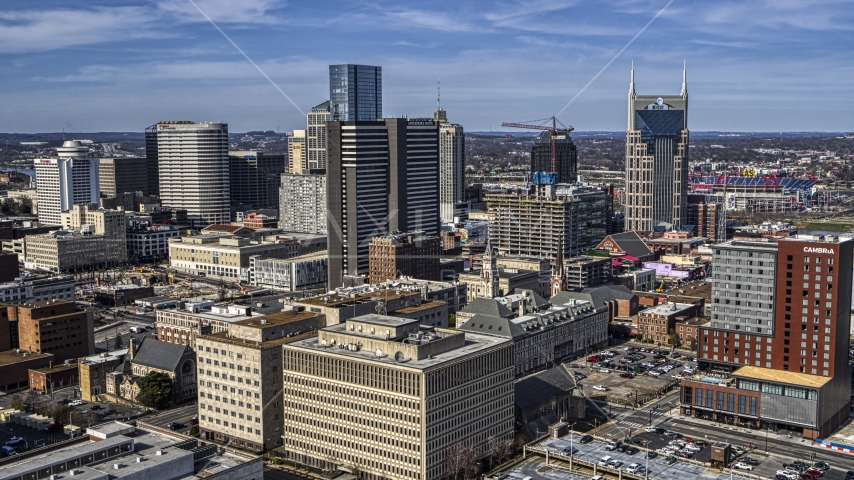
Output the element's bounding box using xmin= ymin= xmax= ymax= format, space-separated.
xmin=329 ymin=65 xmax=382 ymax=122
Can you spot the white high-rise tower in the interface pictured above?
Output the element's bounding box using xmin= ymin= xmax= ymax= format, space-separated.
xmin=152 ymin=121 xmax=230 ymax=227
xmin=35 ymin=140 xmax=100 ymax=225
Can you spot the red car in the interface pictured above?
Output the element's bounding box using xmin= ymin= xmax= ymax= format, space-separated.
xmin=587 ymin=356 xmax=600 ymax=362
xmin=805 ymin=469 xmax=823 ymax=478
xmin=619 ymin=373 xmax=635 ymax=379
xmin=189 ymin=416 xmax=199 ymax=425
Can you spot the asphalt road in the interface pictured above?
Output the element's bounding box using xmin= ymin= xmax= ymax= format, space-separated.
xmin=142 ymin=402 xmax=199 ymax=434
xmin=600 ymin=391 xmax=852 ymax=480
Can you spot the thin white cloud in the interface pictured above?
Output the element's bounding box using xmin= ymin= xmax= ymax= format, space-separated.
xmin=154 ymin=0 xmax=285 ymax=24
xmin=0 ymin=7 xmax=162 ymax=54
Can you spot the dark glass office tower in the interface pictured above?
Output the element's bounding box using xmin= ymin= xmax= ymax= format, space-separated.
xmin=329 ymin=64 xmax=382 ymax=121
xmin=530 ymin=130 xmax=578 ymax=183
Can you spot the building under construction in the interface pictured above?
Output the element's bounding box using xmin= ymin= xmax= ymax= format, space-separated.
xmin=487 ymin=183 xmax=610 ymax=262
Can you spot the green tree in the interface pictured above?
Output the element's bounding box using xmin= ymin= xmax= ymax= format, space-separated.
xmin=137 ymin=371 xmax=173 ymax=410
xmin=189 ymin=425 xmax=199 ymax=437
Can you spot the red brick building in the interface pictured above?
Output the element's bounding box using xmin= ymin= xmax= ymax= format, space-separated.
xmin=242 ymin=212 xmax=278 ymax=229
xmin=686 ymin=236 xmax=853 ymax=438
xmin=28 ymin=362 xmax=78 ymax=392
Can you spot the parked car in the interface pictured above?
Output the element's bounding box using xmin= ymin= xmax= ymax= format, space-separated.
xmin=168 ymin=422 xmax=185 ymax=430
xmin=645 ymin=426 xmax=658 ymax=433
xmin=734 ymin=462 xmax=754 ymax=471
xmin=599 ymin=368 xmax=611 ymax=373
xmin=604 ymin=441 xmax=618 ymax=451
xmin=597 ymin=456 xmax=613 ymax=467
xmin=608 ymin=459 xmax=623 ymax=469
xmin=664 ymin=456 xmax=677 ymax=465
xmin=804 ymin=469 xmax=823 ymax=478
xmin=90 ymin=405 xmax=103 ymax=410
xmin=620 ymin=373 xmax=635 ymax=379
xmin=1 ymin=446 xmax=18 ymax=457
xmin=69 ymin=400 xmax=83 ymax=407
xmin=578 ymin=435 xmax=593 ymax=444
xmin=592 ymin=385 xmax=607 ymax=391
xmin=189 ymin=416 xmax=199 ymax=425
xmin=646 ymin=451 xmax=658 ymax=459
xmin=741 ymin=457 xmax=759 ymax=465
xmin=587 ymin=356 xmax=601 ymax=362
xmin=625 ymin=446 xmax=639 ymax=455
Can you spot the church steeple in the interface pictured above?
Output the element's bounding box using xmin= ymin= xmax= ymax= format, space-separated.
xmin=481 ymin=239 xmax=499 ymax=298
xmin=551 ymin=236 xmax=566 ymax=296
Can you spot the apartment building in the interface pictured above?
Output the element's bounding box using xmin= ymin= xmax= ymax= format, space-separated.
xmin=281 ymin=314 xmax=514 ymax=480
xmin=307 ymin=101 xmax=330 ymax=170
xmin=196 ymin=310 xmax=324 ymax=452
xmin=279 ymin=172 xmax=327 ymax=234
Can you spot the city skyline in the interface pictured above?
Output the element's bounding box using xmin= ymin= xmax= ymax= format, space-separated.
xmin=0 ymin=0 xmax=852 ymax=133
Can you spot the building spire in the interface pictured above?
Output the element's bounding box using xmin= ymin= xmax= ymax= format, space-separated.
xmin=438 ymin=79 xmax=441 ymax=110
xmin=681 ymin=60 xmax=687 ymax=96
xmin=630 ymin=61 xmax=635 ymax=94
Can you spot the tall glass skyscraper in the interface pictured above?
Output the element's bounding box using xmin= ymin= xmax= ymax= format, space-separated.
xmin=329 ymin=64 xmax=382 ymax=121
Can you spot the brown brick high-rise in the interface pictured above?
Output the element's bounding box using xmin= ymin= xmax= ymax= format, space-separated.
xmin=7 ymin=300 xmax=94 ymax=362
xmin=368 ymin=231 xmax=441 ymax=284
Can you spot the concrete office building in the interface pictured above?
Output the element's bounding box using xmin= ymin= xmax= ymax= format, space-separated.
xmin=326 ymin=118 xmax=440 ymax=289
xmin=281 ymin=315 xmax=514 ymax=480
xmin=98 ymin=157 xmax=149 ymax=197
xmin=625 ymin=65 xmax=689 ymax=231
xmin=279 ymin=172 xmax=327 ymax=234
xmin=249 ymin=250 xmax=328 ymax=292
xmin=127 ymin=223 xmax=180 ymax=261
xmin=25 ymin=205 xmax=128 ymax=272
xmin=168 ymin=234 xmax=301 ymax=282
xmin=62 ymin=204 xmax=127 ymax=263
xmin=294 ymin=288 xmax=427 ymax=326
xmin=150 ymin=121 xmax=230 ymax=227
xmin=288 ymin=130 xmax=307 ymax=173
xmin=156 ymin=303 xmax=264 ymax=348
xmin=368 ymin=231 xmax=441 ymax=284
xmin=307 ymin=101 xmax=330 ymax=170
xmin=531 ymin=130 xmax=577 ymax=184
xmin=34 ymin=141 xmax=100 ymax=225
xmin=196 ymin=310 xmax=324 ymax=451
xmin=228 ymin=150 xmax=285 ymax=211
xmin=487 ymin=184 xmax=609 ymax=262
xmin=0 ymin=275 xmax=75 ymax=306
xmin=435 ymin=101 xmax=465 ymax=223
xmin=329 ymin=64 xmax=382 ymax=121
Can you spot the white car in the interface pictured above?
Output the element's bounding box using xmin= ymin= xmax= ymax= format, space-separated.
xmin=598 ymin=456 xmax=613 ymax=467
xmin=733 ymin=462 xmax=753 ymax=471
xmin=625 ymin=463 xmax=641 ymax=474
xmin=592 ymin=385 xmax=607 ymax=391
xmin=599 ymin=368 xmax=611 ymax=373
xmin=69 ymin=400 xmax=83 ymax=407
xmin=645 ymin=426 xmax=658 ymax=433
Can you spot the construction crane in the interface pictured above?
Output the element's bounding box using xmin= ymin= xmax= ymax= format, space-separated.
xmin=152 ymin=217 xmax=172 ymax=229
xmin=501 ymin=117 xmax=573 ymax=174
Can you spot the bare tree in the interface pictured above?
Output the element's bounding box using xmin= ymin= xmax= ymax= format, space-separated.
xmin=10 ymin=394 xmax=24 ymax=411
xmin=443 ymin=444 xmax=469 ymax=480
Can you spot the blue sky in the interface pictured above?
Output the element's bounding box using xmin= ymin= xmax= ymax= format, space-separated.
xmin=1 ymin=0 xmax=852 ymax=133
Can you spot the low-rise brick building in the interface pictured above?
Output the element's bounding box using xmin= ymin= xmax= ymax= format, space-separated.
xmin=0 ymin=349 xmax=54 ymax=392
xmin=4 ymin=300 xmax=94 ymax=362
xmin=368 ymin=231 xmax=441 ymax=284
xmin=28 ymin=362 xmax=78 ymax=392
xmin=637 ymin=302 xmax=701 ymax=346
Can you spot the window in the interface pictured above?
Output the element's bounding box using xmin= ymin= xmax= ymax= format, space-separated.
xmin=761 ymin=383 xmax=783 ymax=395
xmin=716 ymin=391 xmax=725 ymax=410
xmin=695 ymin=388 xmax=703 ymax=407
xmin=738 ymin=395 xmax=747 ymax=414
xmin=749 ymin=397 xmax=757 ymax=415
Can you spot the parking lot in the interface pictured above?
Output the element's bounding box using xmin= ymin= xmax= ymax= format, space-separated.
xmin=573 ymin=347 xmax=695 ymax=407
xmin=515 ymin=434 xmax=752 ymax=480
